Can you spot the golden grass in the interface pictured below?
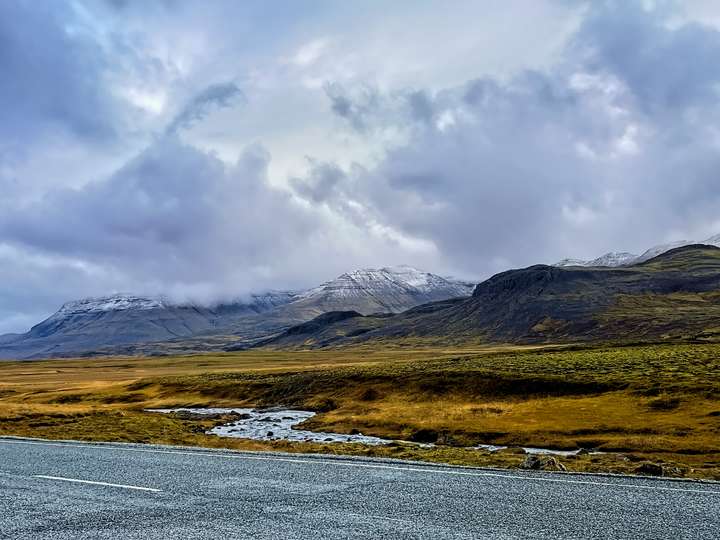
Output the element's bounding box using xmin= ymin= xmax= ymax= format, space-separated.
xmin=1 ymin=343 xmax=719 ymax=479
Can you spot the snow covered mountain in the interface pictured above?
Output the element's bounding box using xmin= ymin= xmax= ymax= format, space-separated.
xmin=291 ymin=266 xmax=474 ymax=315
xmin=0 ymin=291 xmax=298 ymax=359
xmin=52 ymin=294 xmax=166 ymax=315
xmin=554 ymin=234 xmax=720 ymax=268
xmin=33 ymin=291 xmax=299 ymax=336
xmin=555 ymin=252 xmax=638 ymax=268
xmin=0 ymin=267 xmax=474 ymax=359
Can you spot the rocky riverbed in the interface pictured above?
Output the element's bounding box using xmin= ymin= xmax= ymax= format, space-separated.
xmin=147 ymin=407 xmax=390 ymax=445
xmin=148 ymin=407 xmax=599 ymax=456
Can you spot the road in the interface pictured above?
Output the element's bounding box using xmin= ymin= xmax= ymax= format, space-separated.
xmin=1 ymin=437 xmax=718 ymax=539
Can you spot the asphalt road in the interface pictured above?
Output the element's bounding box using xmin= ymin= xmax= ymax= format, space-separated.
xmin=1 ymin=437 xmax=719 ymax=539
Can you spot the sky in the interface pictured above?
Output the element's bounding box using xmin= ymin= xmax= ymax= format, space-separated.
xmin=3 ymin=0 xmax=720 ymax=333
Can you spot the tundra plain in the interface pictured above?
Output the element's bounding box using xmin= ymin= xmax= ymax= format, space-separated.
xmin=1 ymin=343 xmax=719 ymax=480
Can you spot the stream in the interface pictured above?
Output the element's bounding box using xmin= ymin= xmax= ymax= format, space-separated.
xmin=148 ymin=407 xmax=593 ymax=456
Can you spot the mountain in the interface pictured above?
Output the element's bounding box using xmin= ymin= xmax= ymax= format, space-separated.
xmin=0 ymin=267 xmax=474 ymax=360
xmin=258 ymin=245 xmax=720 ymax=348
xmin=283 ymin=266 xmax=474 ymax=316
xmin=554 ymin=234 xmax=720 ymax=267
xmin=0 ymin=292 xmax=297 ymax=360
xmin=555 ymin=252 xmax=638 ymax=268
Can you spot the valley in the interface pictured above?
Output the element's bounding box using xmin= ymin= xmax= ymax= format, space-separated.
xmin=1 ymin=343 xmax=719 ymax=480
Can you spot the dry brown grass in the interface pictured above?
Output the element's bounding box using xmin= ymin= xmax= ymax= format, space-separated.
xmin=1 ymin=344 xmax=719 ymax=479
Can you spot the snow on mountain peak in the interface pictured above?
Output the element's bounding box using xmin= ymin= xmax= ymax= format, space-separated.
xmin=634 ymin=240 xmax=692 ymax=264
xmin=378 ymin=265 xmax=435 ymax=288
xmin=297 ymin=265 xmax=473 ymax=303
xmin=701 ymin=233 xmax=720 ymax=247
xmin=589 ymin=252 xmax=638 ymax=266
xmin=57 ymin=294 xmax=166 ymax=315
xmin=554 ymin=233 xmax=720 ymax=268
xmin=554 ymin=252 xmax=637 ymax=268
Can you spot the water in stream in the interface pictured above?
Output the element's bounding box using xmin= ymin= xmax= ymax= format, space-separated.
xmin=148 ymin=407 xmax=591 ymax=455
xmin=148 ymin=407 xmax=389 ymax=445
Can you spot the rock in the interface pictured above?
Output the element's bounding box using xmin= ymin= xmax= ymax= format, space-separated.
xmin=436 ymin=432 xmax=457 ymax=445
xmin=520 ymin=455 xmax=567 ymax=471
xmin=266 ymin=431 xmax=274 ymax=437
xmin=663 ymin=466 xmax=685 ymax=477
xmin=408 ymin=428 xmax=439 ymax=444
xmin=635 ymin=462 xmax=664 ymax=476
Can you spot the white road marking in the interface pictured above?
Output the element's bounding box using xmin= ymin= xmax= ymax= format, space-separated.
xmin=33 ymin=474 xmax=162 ymax=492
xmin=3 ymin=438 xmax=718 ymax=496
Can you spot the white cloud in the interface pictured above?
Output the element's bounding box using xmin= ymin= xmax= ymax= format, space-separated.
xmin=291 ymin=39 xmax=329 ymax=66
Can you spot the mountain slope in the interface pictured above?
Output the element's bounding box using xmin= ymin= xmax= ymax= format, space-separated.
xmin=261 ymin=245 xmax=720 ymax=348
xmin=0 ymin=292 xmax=297 ymax=360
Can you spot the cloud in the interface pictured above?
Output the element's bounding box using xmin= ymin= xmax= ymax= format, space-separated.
xmin=292 ymin=1 xmax=720 ymax=278
xmin=165 ymin=82 xmax=245 ymax=135
xmin=0 ymin=132 xmax=434 ymax=322
xmin=576 ymin=1 xmax=720 ymax=113
xmin=0 ymin=2 xmax=117 ymax=145
xmin=0 ymin=136 xmax=321 ymax=301
xmin=5 ymin=0 xmax=720 ymax=334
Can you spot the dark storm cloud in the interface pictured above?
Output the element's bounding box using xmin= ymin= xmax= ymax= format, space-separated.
xmin=577 ymin=2 xmax=720 ymax=113
xmin=293 ymin=1 xmax=720 ymax=278
xmin=0 ymin=2 xmax=117 ymax=144
xmin=0 ymin=135 xmax=319 ymax=288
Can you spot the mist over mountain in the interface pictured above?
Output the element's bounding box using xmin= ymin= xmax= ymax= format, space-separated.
xmin=6 ymin=234 xmax=720 ymax=359
xmin=0 ymin=266 xmax=472 ymax=360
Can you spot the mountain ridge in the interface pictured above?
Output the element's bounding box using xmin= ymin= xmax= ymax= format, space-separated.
xmin=257 ymin=244 xmax=720 ymax=349
xmin=554 ymin=234 xmax=720 ymax=267
xmin=0 ymin=266 xmax=473 ymax=360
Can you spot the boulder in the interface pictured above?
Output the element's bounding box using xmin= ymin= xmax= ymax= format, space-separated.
xmin=520 ymin=454 xmax=567 ymax=471
xmin=635 ymin=462 xmax=664 ymax=476
xmin=408 ymin=428 xmax=439 ymax=444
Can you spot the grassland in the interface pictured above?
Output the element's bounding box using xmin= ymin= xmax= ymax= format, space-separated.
xmin=1 ymin=344 xmax=719 ymax=479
